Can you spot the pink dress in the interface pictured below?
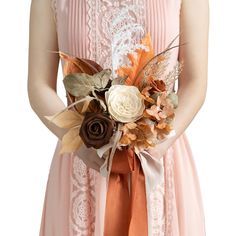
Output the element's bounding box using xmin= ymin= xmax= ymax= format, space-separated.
xmin=39 ymin=0 xmax=206 ymax=235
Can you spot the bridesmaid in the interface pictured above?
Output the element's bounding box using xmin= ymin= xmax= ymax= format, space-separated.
xmin=28 ymin=0 xmax=209 ymax=235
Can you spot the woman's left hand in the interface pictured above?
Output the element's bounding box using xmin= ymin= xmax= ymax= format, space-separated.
xmin=145 ymin=136 xmax=176 ymax=159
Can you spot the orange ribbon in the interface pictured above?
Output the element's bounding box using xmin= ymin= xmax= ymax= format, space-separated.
xmin=104 ymin=147 xmax=148 ymax=236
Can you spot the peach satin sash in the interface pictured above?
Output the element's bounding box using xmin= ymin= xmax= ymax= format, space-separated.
xmin=103 ymin=147 xmax=148 ymax=236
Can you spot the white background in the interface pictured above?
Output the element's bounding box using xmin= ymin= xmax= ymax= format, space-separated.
xmin=0 ymin=0 xmax=235 ymax=235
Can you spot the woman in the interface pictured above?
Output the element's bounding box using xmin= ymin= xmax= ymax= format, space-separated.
xmin=28 ymin=0 xmax=209 ymax=235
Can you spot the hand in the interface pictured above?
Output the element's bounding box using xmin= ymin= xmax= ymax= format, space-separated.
xmin=74 ymin=143 xmax=105 ymax=172
xmin=145 ymin=137 xmax=175 ymax=159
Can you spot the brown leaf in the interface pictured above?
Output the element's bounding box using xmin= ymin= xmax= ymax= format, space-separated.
xmin=59 ymin=51 xmax=103 ymax=76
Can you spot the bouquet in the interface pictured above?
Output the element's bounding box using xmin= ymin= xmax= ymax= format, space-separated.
xmin=45 ymin=33 xmax=183 ymax=176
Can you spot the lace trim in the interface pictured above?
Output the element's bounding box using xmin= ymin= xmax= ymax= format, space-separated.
xmin=50 ymin=0 xmax=57 ymax=25
xmin=150 ymin=169 xmax=166 ymax=236
xmin=149 ymin=146 xmax=176 ymax=236
xmin=164 ymin=147 xmax=175 ymax=236
xmin=69 ymin=154 xmax=98 ymax=236
xmin=87 ymin=0 xmax=146 ymax=72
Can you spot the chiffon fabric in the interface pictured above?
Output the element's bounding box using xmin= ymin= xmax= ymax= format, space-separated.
xmin=39 ymin=0 xmax=206 ymax=235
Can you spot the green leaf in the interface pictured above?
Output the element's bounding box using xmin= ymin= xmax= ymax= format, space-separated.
xmin=92 ymin=69 xmax=112 ymax=90
xmin=111 ymin=75 xmax=128 ymax=85
xmin=63 ymin=69 xmax=111 ymax=97
xmin=63 ymin=73 xmax=93 ymax=97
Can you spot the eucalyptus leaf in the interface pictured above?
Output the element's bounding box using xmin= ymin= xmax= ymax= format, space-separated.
xmin=63 ymin=69 xmax=112 ymax=97
xmin=92 ymin=69 xmax=112 ymax=90
xmin=111 ymin=75 xmax=128 ymax=85
xmin=63 ymin=73 xmax=94 ymax=97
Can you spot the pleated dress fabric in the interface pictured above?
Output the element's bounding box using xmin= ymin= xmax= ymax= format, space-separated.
xmin=39 ymin=0 xmax=206 ymax=235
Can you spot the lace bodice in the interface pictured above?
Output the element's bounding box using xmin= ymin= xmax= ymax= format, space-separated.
xmin=51 ymin=0 xmax=181 ymax=75
xmin=87 ymin=1 xmax=146 ymax=73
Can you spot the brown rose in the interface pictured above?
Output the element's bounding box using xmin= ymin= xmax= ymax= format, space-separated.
xmin=79 ymin=112 xmax=116 ymax=149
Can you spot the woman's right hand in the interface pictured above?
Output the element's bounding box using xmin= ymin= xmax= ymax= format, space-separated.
xmin=74 ymin=143 xmax=105 ymax=173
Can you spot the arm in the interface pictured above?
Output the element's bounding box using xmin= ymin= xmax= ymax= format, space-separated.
xmin=27 ymin=0 xmax=67 ymax=140
xmin=174 ymin=0 xmax=209 ymax=138
xmin=148 ymin=0 xmax=209 ymax=156
xmin=27 ymin=0 xmax=104 ymax=171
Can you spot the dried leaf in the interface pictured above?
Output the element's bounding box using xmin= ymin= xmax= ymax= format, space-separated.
xmin=59 ymin=127 xmax=83 ymax=154
xmin=80 ymin=98 xmax=93 ymax=113
xmin=116 ymin=33 xmax=154 ymax=87
xmin=45 ymin=96 xmax=95 ymax=125
xmin=135 ymin=52 xmax=168 ymax=88
xmin=92 ymin=69 xmax=112 ymax=90
xmin=118 ymin=34 xmax=182 ymax=90
xmin=59 ymin=51 xmax=103 ymax=76
xmin=63 ymin=69 xmax=111 ymax=97
xmin=164 ymin=60 xmax=184 ymax=93
xmin=44 ymin=110 xmax=83 ymax=128
xmin=111 ymin=75 xmax=128 ymax=85
xmin=63 ymin=73 xmax=93 ymax=97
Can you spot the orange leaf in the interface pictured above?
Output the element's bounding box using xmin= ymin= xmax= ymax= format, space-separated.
xmin=116 ymin=33 xmax=154 ymax=86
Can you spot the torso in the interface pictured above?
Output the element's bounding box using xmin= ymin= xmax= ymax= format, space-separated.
xmin=52 ymin=0 xmax=181 ymax=73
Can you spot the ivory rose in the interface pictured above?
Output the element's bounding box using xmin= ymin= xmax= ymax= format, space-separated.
xmin=105 ymin=85 xmax=145 ymax=123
